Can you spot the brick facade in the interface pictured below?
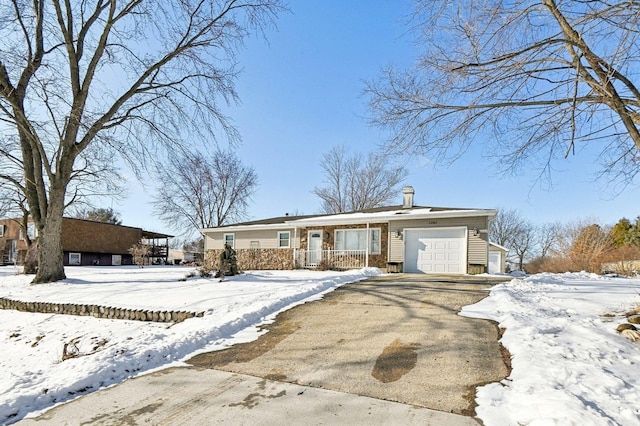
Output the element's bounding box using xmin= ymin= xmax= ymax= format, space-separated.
xmin=0 ymin=220 xmax=29 ymax=264
xmin=205 ymin=248 xmax=295 ymax=271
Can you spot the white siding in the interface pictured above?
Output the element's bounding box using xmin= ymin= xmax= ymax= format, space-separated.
xmin=203 ymin=228 xmax=300 ymax=250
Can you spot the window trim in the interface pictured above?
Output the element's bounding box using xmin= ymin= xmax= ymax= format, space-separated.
xmin=277 ymin=231 xmax=291 ymax=248
xmin=334 ymin=228 xmax=381 ymax=255
xmin=0 ymin=225 xmax=4 ymax=237
xmin=223 ymin=233 xmax=235 ymax=249
xmin=69 ymin=252 xmax=82 ymax=265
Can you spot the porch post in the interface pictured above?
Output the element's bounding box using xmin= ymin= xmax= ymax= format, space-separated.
xmin=293 ymin=227 xmax=297 ymax=268
xmin=365 ymin=223 xmax=369 ymax=268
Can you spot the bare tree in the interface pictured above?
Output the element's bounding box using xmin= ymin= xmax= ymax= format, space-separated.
xmin=368 ymin=1 xmax=640 ymax=186
xmin=489 ymin=208 xmax=526 ymax=248
xmin=129 ymin=240 xmax=151 ymax=268
xmin=152 ymin=149 xmax=258 ymax=235
xmin=537 ymin=222 xmax=561 ymax=260
xmin=490 ymin=207 xmax=541 ymax=270
xmin=313 ymin=145 xmax=408 ymax=214
xmin=511 ymin=223 xmax=536 ymax=272
xmin=0 ymin=0 xmax=282 ymax=283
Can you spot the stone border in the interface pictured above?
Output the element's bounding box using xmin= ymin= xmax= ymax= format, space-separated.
xmin=0 ymin=297 xmax=204 ymax=323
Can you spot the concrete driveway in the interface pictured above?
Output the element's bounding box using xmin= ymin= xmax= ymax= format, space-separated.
xmin=189 ymin=274 xmax=509 ymax=417
xmin=18 ymin=274 xmax=509 ymax=425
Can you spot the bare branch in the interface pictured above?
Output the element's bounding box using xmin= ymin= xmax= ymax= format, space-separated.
xmin=368 ymin=0 xmax=640 ymax=187
xmin=313 ymin=145 xmax=408 ymax=214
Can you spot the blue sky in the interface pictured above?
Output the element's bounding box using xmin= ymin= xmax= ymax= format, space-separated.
xmin=117 ymin=0 xmax=639 ymax=235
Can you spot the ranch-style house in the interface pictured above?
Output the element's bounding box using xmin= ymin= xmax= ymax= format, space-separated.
xmin=201 ymin=187 xmax=501 ymax=274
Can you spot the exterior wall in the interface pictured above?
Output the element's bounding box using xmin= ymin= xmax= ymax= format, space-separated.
xmin=205 ymin=248 xmax=295 ymax=271
xmin=64 ymin=251 xmax=135 ymax=266
xmin=1 ymin=217 xmax=160 ymax=266
xmin=62 ymin=218 xmax=143 ymax=254
xmin=0 ymin=219 xmax=29 ymax=264
xmin=489 ymin=245 xmax=508 ymax=273
xmin=299 ymin=223 xmax=389 ymax=269
xmin=388 ymin=216 xmax=491 ymax=271
xmin=204 ymin=228 xmax=301 ymax=251
xmin=203 ymin=223 xmax=389 ymax=270
xmin=203 ymin=216 xmax=491 ymax=273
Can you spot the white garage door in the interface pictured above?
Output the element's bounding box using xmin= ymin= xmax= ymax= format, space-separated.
xmin=404 ymin=228 xmax=466 ymax=274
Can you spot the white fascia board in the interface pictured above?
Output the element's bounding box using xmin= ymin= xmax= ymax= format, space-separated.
xmin=200 ymin=209 xmax=497 ymax=233
xmin=290 ymin=209 xmax=497 ymax=227
xmin=489 ymin=242 xmax=509 ymax=252
xmin=388 ymin=209 xmax=498 ymax=221
xmin=200 ymin=223 xmax=297 ymax=234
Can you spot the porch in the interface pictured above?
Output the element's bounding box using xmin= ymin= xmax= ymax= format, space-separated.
xmin=294 ymin=249 xmax=368 ymax=270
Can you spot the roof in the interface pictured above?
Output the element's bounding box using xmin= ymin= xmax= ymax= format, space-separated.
xmin=141 ymin=230 xmax=173 ymax=239
xmin=0 ymin=217 xmax=173 ymax=239
xmin=201 ymin=204 xmax=497 ymax=233
xmin=489 ymin=242 xmax=509 ymax=252
xmin=62 ymin=217 xmax=174 ymax=238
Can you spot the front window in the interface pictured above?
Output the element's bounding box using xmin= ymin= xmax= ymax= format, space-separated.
xmin=277 ymin=231 xmax=290 ymax=248
xmin=0 ymin=225 xmax=4 ymax=237
xmin=224 ymin=233 xmax=235 ymax=248
xmin=334 ymin=228 xmax=381 ymax=254
xmin=69 ymin=253 xmax=81 ymax=265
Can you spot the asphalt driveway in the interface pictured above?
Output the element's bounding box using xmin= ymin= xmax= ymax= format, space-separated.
xmin=189 ymin=274 xmax=510 ymax=417
xmin=19 ymin=274 xmax=509 ymax=425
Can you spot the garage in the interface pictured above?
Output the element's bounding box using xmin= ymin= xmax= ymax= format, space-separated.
xmin=404 ymin=228 xmax=467 ymax=274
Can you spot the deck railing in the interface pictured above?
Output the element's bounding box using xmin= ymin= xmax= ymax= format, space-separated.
xmin=294 ymin=249 xmax=367 ymax=270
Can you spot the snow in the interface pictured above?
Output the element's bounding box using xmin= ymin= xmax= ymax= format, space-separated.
xmin=2 ymin=267 xmax=640 ymax=425
xmin=0 ymin=265 xmax=381 ymax=424
xmin=462 ymin=272 xmax=640 ymax=425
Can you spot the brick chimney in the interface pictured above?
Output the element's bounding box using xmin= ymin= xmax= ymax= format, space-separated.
xmin=402 ymin=186 xmax=415 ymax=208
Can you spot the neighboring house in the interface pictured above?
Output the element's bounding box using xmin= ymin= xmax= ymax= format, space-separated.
xmin=0 ymin=217 xmax=172 ymax=266
xmin=601 ymin=259 xmax=640 ymax=276
xmin=201 ymin=187 xmax=498 ymax=275
xmin=488 ymin=242 xmax=508 ymax=274
xmin=168 ymin=249 xmax=199 ymax=265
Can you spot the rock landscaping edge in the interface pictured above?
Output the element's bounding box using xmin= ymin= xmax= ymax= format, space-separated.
xmin=0 ymin=297 xmax=204 ymax=323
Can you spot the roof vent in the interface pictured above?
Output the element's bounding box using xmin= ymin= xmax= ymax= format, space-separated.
xmin=402 ymin=186 xmax=415 ymax=208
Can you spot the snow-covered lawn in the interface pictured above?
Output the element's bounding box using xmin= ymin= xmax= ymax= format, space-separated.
xmin=1 ymin=267 xmax=640 ymax=425
xmin=0 ymin=265 xmax=380 ymax=424
xmin=462 ymin=272 xmax=640 ymax=425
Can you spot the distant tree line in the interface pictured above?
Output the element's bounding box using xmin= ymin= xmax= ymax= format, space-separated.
xmin=492 ymin=209 xmax=640 ymax=274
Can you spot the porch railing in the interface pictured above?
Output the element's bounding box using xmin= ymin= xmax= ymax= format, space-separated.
xmin=294 ymin=249 xmax=367 ymax=270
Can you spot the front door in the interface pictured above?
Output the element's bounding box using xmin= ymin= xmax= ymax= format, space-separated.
xmin=307 ymin=230 xmax=323 ymax=266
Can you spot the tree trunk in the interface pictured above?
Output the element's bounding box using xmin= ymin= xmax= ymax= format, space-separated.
xmin=32 ymin=197 xmax=66 ymax=284
xmin=23 ymin=240 xmax=39 ymax=275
